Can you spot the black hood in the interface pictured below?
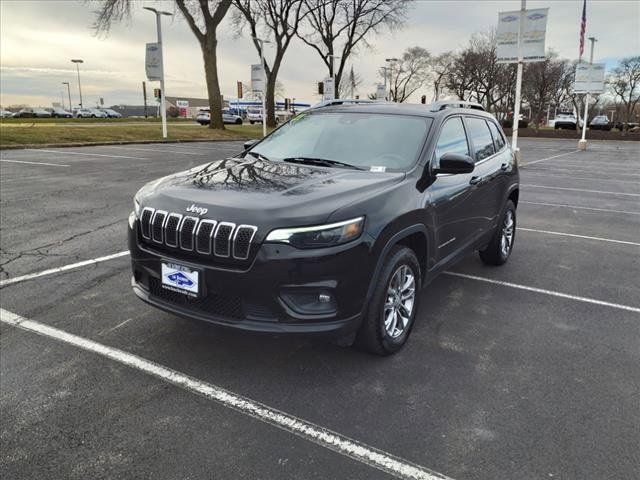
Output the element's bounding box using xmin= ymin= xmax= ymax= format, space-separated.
xmin=137 ymin=158 xmax=404 ymax=228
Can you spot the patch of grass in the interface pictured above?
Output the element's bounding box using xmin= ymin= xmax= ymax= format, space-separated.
xmin=0 ymin=123 xmax=267 ymax=147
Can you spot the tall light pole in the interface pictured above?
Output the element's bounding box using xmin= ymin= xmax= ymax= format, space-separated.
xmin=144 ymin=7 xmax=173 ymax=139
xmin=579 ymin=36 xmax=597 ymax=150
xmin=62 ymin=82 xmax=71 ymax=111
xmin=252 ymin=36 xmax=270 ymax=137
xmin=328 ymin=54 xmax=340 ymax=99
xmin=71 ymin=59 xmax=84 ymax=107
xmin=510 ymin=0 xmax=525 ymax=156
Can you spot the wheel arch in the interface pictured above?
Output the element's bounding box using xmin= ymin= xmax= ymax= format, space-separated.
xmin=365 ymin=224 xmax=429 ymax=304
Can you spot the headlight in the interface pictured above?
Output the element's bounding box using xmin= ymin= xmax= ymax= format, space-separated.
xmin=133 ymin=196 xmax=141 ymax=217
xmin=265 ymin=217 xmax=364 ymax=249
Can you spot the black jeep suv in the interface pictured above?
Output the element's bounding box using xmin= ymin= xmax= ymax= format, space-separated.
xmin=128 ymin=102 xmax=519 ymax=355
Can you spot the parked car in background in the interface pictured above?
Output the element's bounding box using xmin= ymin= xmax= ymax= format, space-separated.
xmin=99 ymin=108 xmax=122 ymax=118
xmin=74 ymin=108 xmax=106 ymax=118
xmin=0 ymin=109 xmax=14 ymax=118
xmin=46 ymin=107 xmax=73 ymax=118
xmin=196 ymin=108 xmax=243 ymax=125
xmin=552 ymin=113 xmax=583 ymax=130
xmin=13 ymin=108 xmax=36 ymax=118
xmin=246 ymin=108 xmax=263 ymax=124
xmin=589 ymin=115 xmax=611 ymax=131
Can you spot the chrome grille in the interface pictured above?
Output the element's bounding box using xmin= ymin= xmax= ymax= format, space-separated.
xmin=139 ymin=208 xmax=257 ymax=260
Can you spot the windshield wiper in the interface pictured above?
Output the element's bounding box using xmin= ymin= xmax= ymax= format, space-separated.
xmin=283 ymin=157 xmax=364 ymax=170
xmin=246 ymin=151 xmax=270 ymax=162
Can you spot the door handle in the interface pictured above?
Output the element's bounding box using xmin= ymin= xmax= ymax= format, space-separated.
xmin=469 ymin=176 xmax=481 ymax=185
xmin=500 ymin=163 xmax=509 ymax=171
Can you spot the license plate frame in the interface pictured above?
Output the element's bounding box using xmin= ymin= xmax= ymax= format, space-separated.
xmin=160 ymin=262 xmax=200 ymax=298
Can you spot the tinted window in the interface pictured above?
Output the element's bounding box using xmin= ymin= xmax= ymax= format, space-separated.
xmin=487 ymin=121 xmax=506 ymax=151
xmin=466 ymin=117 xmax=495 ymax=161
xmin=252 ymin=112 xmax=432 ymax=170
xmin=435 ymin=117 xmax=469 ymax=160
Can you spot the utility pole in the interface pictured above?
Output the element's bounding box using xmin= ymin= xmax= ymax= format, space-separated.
xmin=252 ymin=36 xmax=270 ymax=137
xmin=144 ymin=7 xmax=172 ymax=139
xmin=142 ymin=81 xmax=148 ymax=118
xmin=71 ymin=59 xmax=84 ymax=107
xmin=511 ymin=0 xmax=525 ymax=159
xmin=579 ymin=36 xmax=597 ymax=150
xmin=62 ymin=82 xmax=71 ymax=111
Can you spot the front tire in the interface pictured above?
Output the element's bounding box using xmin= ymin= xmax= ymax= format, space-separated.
xmin=479 ymin=200 xmax=516 ymax=266
xmin=355 ymin=245 xmax=421 ymax=355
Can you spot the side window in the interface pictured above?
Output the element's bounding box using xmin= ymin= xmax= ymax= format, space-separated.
xmin=435 ymin=117 xmax=469 ymax=160
xmin=487 ymin=120 xmax=506 ymax=151
xmin=466 ymin=117 xmax=495 ymax=162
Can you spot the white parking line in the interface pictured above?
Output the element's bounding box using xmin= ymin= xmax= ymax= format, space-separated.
xmin=0 ymin=159 xmax=70 ymax=167
xmin=0 ymin=251 xmax=129 ymax=287
xmin=520 ymin=200 xmax=640 ymax=216
xmin=522 ymin=184 xmax=640 ymax=197
xmin=0 ymin=308 xmax=451 ymax=480
xmin=25 ymin=149 xmax=145 ymax=160
xmin=444 ymin=272 xmax=640 ymax=314
xmin=519 ymin=227 xmax=640 ymax=246
xmin=520 ymin=150 xmax=580 ymax=167
xmin=522 ymin=171 xmax=640 ymax=185
xmin=103 ymin=145 xmax=208 ymax=156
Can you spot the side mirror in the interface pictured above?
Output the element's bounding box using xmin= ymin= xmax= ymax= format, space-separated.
xmin=434 ymin=152 xmax=475 ymax=174
xmin=243 ymin=139 xmax=259 ymax=151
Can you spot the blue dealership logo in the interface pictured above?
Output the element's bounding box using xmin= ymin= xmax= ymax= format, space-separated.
xmin=166 ymin=271 xmax=194 ymax=287
xmin=502 ymin=15 xmax=518 ymax=22
xmin=527 ymin=12 xmax=546 ymax=20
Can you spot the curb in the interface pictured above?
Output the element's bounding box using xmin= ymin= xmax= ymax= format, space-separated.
xmin=0 ymin=138 xmax=255 ymax=150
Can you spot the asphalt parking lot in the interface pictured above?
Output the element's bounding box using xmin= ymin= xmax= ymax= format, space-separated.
xmin=1 ymin=138 xmax=639 ymax=480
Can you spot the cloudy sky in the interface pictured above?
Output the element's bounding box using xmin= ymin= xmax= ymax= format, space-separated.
xmin=1 ymin=0 xmax=638 ymax=108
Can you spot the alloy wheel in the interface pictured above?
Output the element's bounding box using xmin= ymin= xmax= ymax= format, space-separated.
xmin=383 ymin=265 xmax=416 ymax=338
xmin=500 ymin=210 xmax=515 ymax=257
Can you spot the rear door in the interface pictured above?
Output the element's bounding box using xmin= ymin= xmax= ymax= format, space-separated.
xmin=429 ymin=116 xmax=479 ymax=261
xmin=463 ymin=116 xmax=505 ymax=234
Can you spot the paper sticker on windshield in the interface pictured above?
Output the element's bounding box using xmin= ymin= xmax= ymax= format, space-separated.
xmin=370 ymin=166 xmax=386 ymax=172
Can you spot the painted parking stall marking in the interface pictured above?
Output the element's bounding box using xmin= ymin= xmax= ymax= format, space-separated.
xmin=0 ymin=159 xmax=70 ymax=167
xmin=522 ymin=184 xmax=640 ymax=197
xmin=0 ymin=308 xmax=452 ymax=480
xmin=519 ymin=227 xmax=640 ymax=247
xmin=520 ymin=201 xmax=640 ymax=216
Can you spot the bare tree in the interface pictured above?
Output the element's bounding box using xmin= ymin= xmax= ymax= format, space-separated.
xmin=382 ymin=47 xmax=431 ymax=103
xmin=298 ymin=0 xmax=411 ymax=97
xmin=430 ymin=52 xmax=454 ymax=102
xmin=522 ymin=53 xmax=566 ymax=131
xmin=341 ymin=65 xmax=363 ymax=98
xmin=232 ymin=0 xmax=307 ymax=128
xmin=445 ymin=31 xmax=515 ymax=115
xmin=608 ymin=56 xmax=640 ymax=133
xmin=92 ymin=0 xmax=232 ymax=130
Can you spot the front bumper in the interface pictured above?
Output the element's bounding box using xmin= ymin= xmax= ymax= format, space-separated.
xmin=128 ymin=220 xmax=372 ymax=336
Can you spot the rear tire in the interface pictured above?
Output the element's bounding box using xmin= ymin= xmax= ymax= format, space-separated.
xmin=235 ymin=118 xmax=242 ymax=125
xmin=479 ymin=200 xmax=516 ymax=266
xmin=355 ymin=245 xmax=421 ymax=356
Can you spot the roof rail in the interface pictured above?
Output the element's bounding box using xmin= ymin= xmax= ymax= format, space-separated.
xmin=309 ymin=98 xmax=376 ymax=109
xmin=428 ymin=100 xmax=485 ymax=112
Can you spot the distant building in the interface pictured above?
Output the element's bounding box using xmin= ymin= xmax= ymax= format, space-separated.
xmin=165 ymin=96 xmax=211 ymax=118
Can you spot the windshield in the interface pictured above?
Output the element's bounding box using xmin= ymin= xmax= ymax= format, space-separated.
xmin=250 ymin=112 xmax=431 ymax=170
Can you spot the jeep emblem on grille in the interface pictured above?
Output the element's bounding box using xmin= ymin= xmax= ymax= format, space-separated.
xmin=186 ymin=204 xmax=208 ymax=216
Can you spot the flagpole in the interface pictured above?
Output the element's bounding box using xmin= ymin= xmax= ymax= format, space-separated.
xmin=579 ymin=37 xmax=597 ymax=150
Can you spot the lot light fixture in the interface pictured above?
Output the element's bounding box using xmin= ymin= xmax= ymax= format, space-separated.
xmin=252 ymin=36 xmax=271 ymax=137
xmin=70 ymin=59 xmax=84 ymax=107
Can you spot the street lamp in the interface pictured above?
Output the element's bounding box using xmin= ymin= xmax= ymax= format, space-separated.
xmin=62 ymin=82 xmax=72 ymax=112
xmin=144 ymin=7 xmax=173 ymax=139
xmin=252 ymin=36 xmax=271 ymax=137
xmin=328 ymin=54 xmax=340 ymax=99
xmin=71 ymin=59 xmax=83 ymax=107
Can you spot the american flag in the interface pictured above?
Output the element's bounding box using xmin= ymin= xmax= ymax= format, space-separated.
xmin=579 ymin=0 xmax=587 ymax=58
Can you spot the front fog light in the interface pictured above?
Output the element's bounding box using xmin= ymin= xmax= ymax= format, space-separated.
xmin=280 ymin=290 xmax=337 ymax=316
